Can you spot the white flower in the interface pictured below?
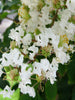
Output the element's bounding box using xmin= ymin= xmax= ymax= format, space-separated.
xmin=33 ymin=62 xmax=42 ymax=76
xmin=39 ymin=6 xmax=51 ymax=28
xmin=33 ymin=59 xmax=58 ymax=84
xmin=66 ymin=23 xmax=75 ymax=41
xmin=46 ymin=66 xmax=58 ymax=84
xmin=35 ymin=32 xmax=49 ymax=47
xmin=19 ymin=82 xmax=35 ymax=97
xmin=55 ymin=47 xmax=70 ymax=64
xmin=22 ymin=34 xmax=32 ymax=46
xmin=19 ymin=64 xmax=35 ymax=97
xmin=66 ymin=0 xmax=75 ymax=13
xmin=51 ymin=58 xmax=59 ymax=68
xmin=19 ymin=64 xmax=32 ymax=85
xmin=23 ymin=10 xmax=39 ymax=33
xmin=1 ymin=48 xmax=24 ymax=67
xmin=33 ymin=59 xmax=50 ymax=76
xmin=0 ymin=65 xmax=3 ymax=77
xmin=59 ymin=9 xmax=71 ymax=29
xmin=21 ymin=0 xmax=38 ymax=9
xmin=19 ymin=63 xmax=36 ymax=97
xmin=0 ymin=86 xmax=14 ymax=98
xmin=28 ymin=45 xmax=38 ymax=60
xmin=9 ymin=26 xmax=24 ymax=46
xmin=49 ymin=33 xmax=60 ymax=48
xmin=22 ymin=45 xmax=28 ymax=54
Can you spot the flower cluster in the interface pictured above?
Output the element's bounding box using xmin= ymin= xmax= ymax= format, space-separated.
xmin=0 ymin=0 xmax=75 ymax=98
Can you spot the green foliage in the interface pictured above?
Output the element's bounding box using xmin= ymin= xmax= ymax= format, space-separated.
xmin=72 ymin=87 xmax=75 ymax=100
xmin=45 ymin=81 xmax=57 ymax=100
xmin=26 ymin=64 xmax=34 ymax=72
xmin=35 ymin=28 xmax=41 ymax=35
xmin=57 ymin=75 xmax=73 ymax=100
xmin=0 ymin=77 xmax=9 ymax=89
xmin=67 ymin=53 xmax=75 ymax=84
xmin=4 ymin=66 xmax=13 ymax=72
xmin=0 ymin=12 xmax=9 ymax=20
xmin=68 ymin=15 xmax=75 ymax=24
xmin=19 ymin=94 xmax=33 ymax=100
xmin=57 ymin=64 xmax=67 ymax=76
xmin=41 ymin=49 xmax=50 ymax=58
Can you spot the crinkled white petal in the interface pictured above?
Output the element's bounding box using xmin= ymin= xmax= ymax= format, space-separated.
xmin=9 ymin=26 xmax=24 ymax=46
xmin=22 ymin=34 xmax=32 ymax=46
xmin=1 ymin=48 xmax=24 ymax=67
xmin=0 ymin=65 xmax=3 ymax=77
xmin=28 ymin=45 xmax=38 ymax=60
xmin=66 ymin=0 xmax=75 ymax=13
xmin=0 ymin=86 xmax=14 ymax=98
xmin=19 ymin=82 xmax=35 ymax=97
xmin=19 ymin=64 xmax=32 ymax=85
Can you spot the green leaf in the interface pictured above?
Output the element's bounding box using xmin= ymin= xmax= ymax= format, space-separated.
xmin=7 ymin=0 xmax=20 ymax=7
xmin=53 ymin=0 xmax=61 ymax=9
xmin=26 ymin=64 xmax=34 ymax=72
xmin=35 ymin=28 xmax=41 ymax=35
xmin=0 ymin=12 xmax=9 ymax=20
xmin=68 ymin=15 xmax=75 ymax=24
xmin=37 ymin=0 xmax=45 ymax=11
xmin=72 ymin=87 xmax=75 ymax=100
xmin=57 ymin=64 xmax=67 ymax=76
xmin=4 ymin=66 xmax=13 ymax=72
xmin=19 ymin=94 xmax=33 ymax=100
xmin=67 ymin=53 xmax=75 ymax=84
xmin=57 ymin=75 xmax=72 ymax=100
xmin=45 ymin=81 xmax=57 ymax=100
xmin=11 ymin=89 xmax=20 ymax=100
xmin=41 ymin=49 xmax=50 ymax=58
xmin=0 ymin=78 xmax=9 ymax=89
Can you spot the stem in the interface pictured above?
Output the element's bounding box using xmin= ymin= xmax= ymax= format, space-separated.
xmin=50 ymin=9 xmax=58 ymax=28
xmin=33 ymin=82 xmax=39 ymax=88
xmin=6 ymin=17 xmax=20 ymax=24
xmin=50 ymin=5 xmax=67 ymax=28
xmin=29 ymin=78 xmax=37 ymax=81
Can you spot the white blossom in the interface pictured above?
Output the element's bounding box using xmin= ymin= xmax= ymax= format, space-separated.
xmin=19 ymin=64 xmax=32 ymax=85
xmin=1 ymin=48 xmax=24 ymax=67
xmin=19 ymin=63 xmax=35 ymax=97
xmin=22 ymin=34 xmax=32 ymax=46
xmin=28 ymin=45 xmax=38 ymax=60
xmin=33 ymin=59 xmax=58 ymax=84
xmin=0 ymin=86 xmax=14 ymax=98
xmin=66 ymin=0 xmax=75 ymax=13
xmin=9 ymin=26 xmax=24 ymax=46
xmin=0 ymin=65 xmax=3 ymax=77
xmin=19 ymin=82 xmax=35 ymax=97
xmin=55 ymin=47 xmax=70 ymax=64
